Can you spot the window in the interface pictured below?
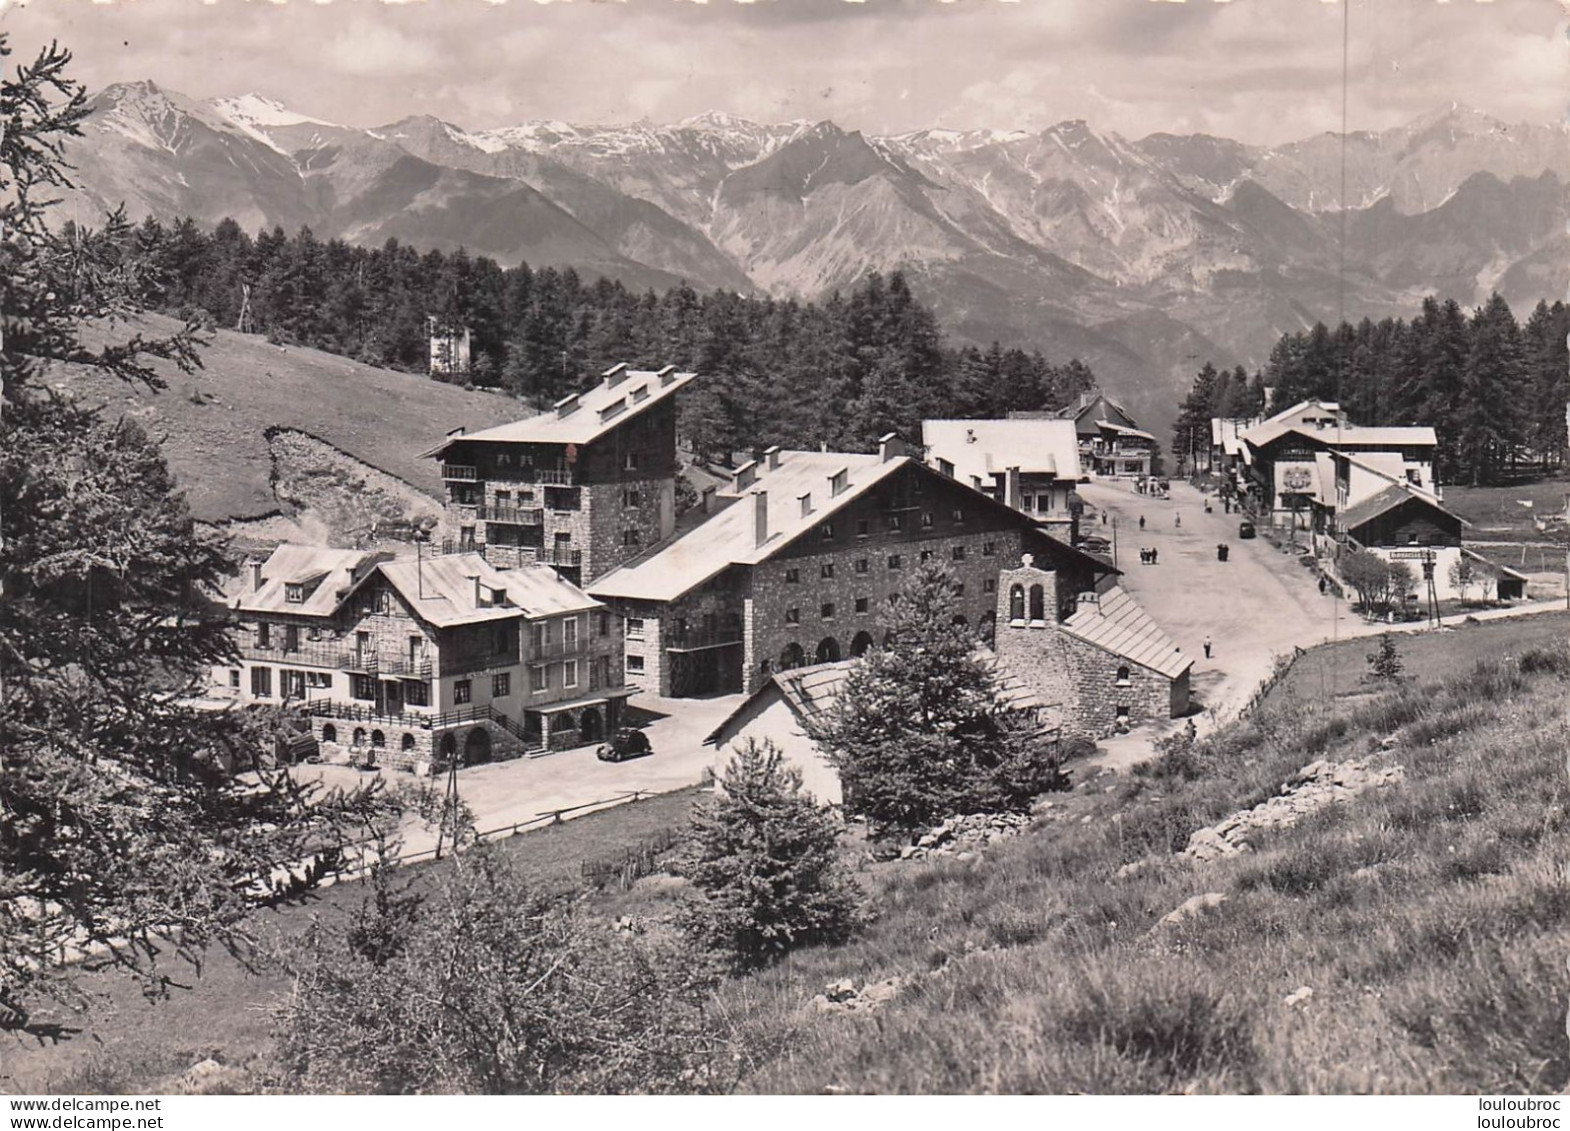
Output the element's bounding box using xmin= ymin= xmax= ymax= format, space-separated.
xmin=887 ymin=514 xmax=904 ymax=532
xmin=250 ymin=666 xmax=273 ymax=698
xmin=285 ymin=583 xmax=304 ymax=604
xmin=624 ymin=451 xmax=640 ymax=470
xmin=598 ymin=612 xmax=610 ymax=637
xmin=1029 ymin=584 xmax=1046 ymax=622
xmin=887 ymin=554 xmax=904 ymax=571
xmin=984 ymin=578 xmax=997 ymax=594
xmin=532 ymin=621 xmax=548 ymax=651
xmin=376 ymin=590 xmax=392 ymax=615
xmin=623 ymin=489 xmax=641 ymax=507
xmin=982 ymin=541 xmax=997 ymax=557
xmin=453 ymin=679 xmax=472 ymax=705
xmin=228 ymin=668 xmax=240 ymax=688
xmin=856 ymin=518 xmax=871 ymax=537
xmin=921 ymin=512 xmax=934 ymax=529
xmin=623 ymin=528 xmax=641 ymax=546
xmin=952 ymin=508 xmax=966 ymax=524
xmin=492 ymin=672 xmax=511 ymax=698
xmin=954 ymin=583 xmax=965 ymax=597
xmin=785 ymin=607 xmax=801 ymax=625
xmin=855 ymin=558 xmax=869 ymax=574
xmin=530 ymin=665 xmax=547 ymax=692
xmin=951 ymin=545 xmax=966 ymax=561
xmin=920 ymin=549 xmax=934 ymax=563
xmin=405 ymin=680 xmax=430 ymax=707
xmin=563 ymin=660 xmax=579 ymax=688
xmin=257 ymin=622 xmax=271 ymax=649
xmin=821 ymin=602 xmax=836 ymax=620
xmin=564 ymin=617 xmax=578 ymax=649
xmin=498 ymin=452 xmax=512 ymax=467
xmin=1010 ymin=584 xmax=1026 ymax=622
xmin=459 ymin=526 xmax=476 ymax=550
xmin=855 ymin=596 xmax=870 ymax=614
xmin=627 ymin=618 xmax=645 ymax=640
xmin=306 ymin=671 xmax=333 ymax=690
xmin=351 ymin=673 xmax=376 ymax=701
xmin=820 ymin=562 xmax=835 ymax=580
xmin=1116 ymin=666 xmax=1132 ymax=685
xmin=819 ymin=522 xmax=834 ymax=542
xmin=626 ymin=654 xmax=645 ymax=674
xmin=493 ymin=624 xmax=511 ymax=654
xmin=785 ymin=568 xmax=801 ymax=584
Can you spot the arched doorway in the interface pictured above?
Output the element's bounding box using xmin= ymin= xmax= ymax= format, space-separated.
xmin=780 ymin=642 xmax=805 ymax=670
xmin=439 ymin=731 xmax=457 ymax=764
xmin=321 ymin=723 xmax=337 ymax=744
xmin=850 ymin=631 xmax=875 ymax=657
xmin=464 ymin=727 xmax=491 ymax=765
xmin=580 ymin=706 xmax=604 ymax=744
xmin=352 ymin=727 xmax=367 ymax=748
xmin=370 ymin=729 xmax=386 ymax=749
xmin=401 ymin=733 xmax=417 ymax=752
xmin=816 ymin=637 xmax=841 ymax=664
xmin=951 ymin=614 xmax=968 ymax=627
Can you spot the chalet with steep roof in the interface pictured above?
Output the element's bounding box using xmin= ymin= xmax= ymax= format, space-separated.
xmin=215 ymin=543 xmax=627 ymax=772
xmin=1054 ymin=392 xmax=1155 ymax=478
xmin=922 ymin=417 xmax=1083 ymax=530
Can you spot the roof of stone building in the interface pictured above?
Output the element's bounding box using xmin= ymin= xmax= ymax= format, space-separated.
xmin=371 ymin=552 xmax=600 ymax=627
xmin=1244 ymin=419 xmax=1438 ymax=452
xmin=423 ymin=365 xmax=696 ymax=455
xmin=588 ymin=450 xmax=907 ymax=602
xmin=1094 ymin=419 xmax=1157 ymax=442
xmin=704 ymin=657 xmax=1062 ymax=745
xmin=1060 ymin=585 xmax=1192 ymax=679
xmin=922 ymin=418 xmax=1083 ymax=484
xmin=1337 ymin=483 xmax=1464 ymax=536
xmin=231 ymin=544 xmax=390 ymax=617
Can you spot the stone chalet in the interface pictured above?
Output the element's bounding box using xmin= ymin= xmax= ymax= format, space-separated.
xmin=1054 ymin=392 xmax=1156 ymax=478
xmin=922 ymin=417 xmax=1084 ymax=532
xmin=424 ymin=363 xmax=697 ymax=588
xmin=587 ymin=436 xmax=1116 ymax=699
xmin=992 ymin=556 xmax=1192 ymax=738
xmin=704 ymin=658 xmax=1061 ymax=807
xmin=215 ymin=543 xmax=628 ymax=773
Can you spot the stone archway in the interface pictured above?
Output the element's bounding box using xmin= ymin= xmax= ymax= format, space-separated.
xmin=850 ymin=631 xmax=875 ymax=657
xmin=815 ymin=637 xmax=841 ymax=664
xmin=439 ymin=731 xmax=458 ymax=766
xmin=780 ymin=642 xmax=805 ymax=670
xmin=463 ymin=727 xmax=491 ymax=765
xmin=580 ymin=706 xmax=604 ymax=744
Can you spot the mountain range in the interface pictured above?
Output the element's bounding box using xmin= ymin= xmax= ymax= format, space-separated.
xmin=59 ymin=82 xmax=1570 ymax=432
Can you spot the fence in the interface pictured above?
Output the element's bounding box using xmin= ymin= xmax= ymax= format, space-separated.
xmin=1235 ymin=645 xmax=1308 ymax=721
xmin=579 ymin=826 xmax=681 ymax=890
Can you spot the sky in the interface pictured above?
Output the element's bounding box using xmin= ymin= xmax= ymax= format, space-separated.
xmin=1 ymin=0 xmax=1565 ymax=145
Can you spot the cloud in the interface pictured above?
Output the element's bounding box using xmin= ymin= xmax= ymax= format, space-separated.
xmin=0 ymin=0 xmax=1562 ymax=145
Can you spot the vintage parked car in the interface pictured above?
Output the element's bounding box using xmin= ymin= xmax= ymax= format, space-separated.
xmin=1238 ymin=520 xmax=1257 ymax=539
xmin=1079 ymin=535 xmax=1112 ymax=554
xmin=596 ymin=727 xmax=653 ymax=763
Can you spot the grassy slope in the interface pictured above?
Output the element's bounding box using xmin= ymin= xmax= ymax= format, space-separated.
xmin=1444 ymin=479 xmax=1570 ymax=543
xmin=718 ymin=615 xmax=1570 ymax=1094
xmin=0 ymin=790 xmax=699 ymax=1095
xmin=49 ymin=315 xmax=524 ymax=522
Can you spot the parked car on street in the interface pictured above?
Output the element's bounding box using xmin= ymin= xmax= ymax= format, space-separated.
xmin=1079 ymin=535 xmax=1112 ymax=554
xmin=1238 ymin=520 xmax=1257 ymax=539
xmin=596 ymin=727 xmax=653 ymax=763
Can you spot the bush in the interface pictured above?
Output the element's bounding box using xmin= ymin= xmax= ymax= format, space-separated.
xmin=1136 ymin=720 xmax=1205 ymax=781
xmin=677 ymin=739 xmax=863 ymax=972
xmin=1366 ymin=633 xmax=1404 ymax=681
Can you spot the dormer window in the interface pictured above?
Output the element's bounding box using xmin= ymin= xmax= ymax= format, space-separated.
xmin=830 ymin=469 xmax=848 ymax=497
xmin=285 ymin=583 xmax=305 ymax=604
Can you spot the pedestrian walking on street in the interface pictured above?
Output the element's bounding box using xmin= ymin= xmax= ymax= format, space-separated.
xmin=1318 ymin=576 xmax=1328 ymax=595
xmin=1139 ymin=515 xmax=1146 ymax=530
xmin=1175 ymin=512 xmax=1182 ymax=528
xmin=1203 ymin=634 xmax=1213 ymax=659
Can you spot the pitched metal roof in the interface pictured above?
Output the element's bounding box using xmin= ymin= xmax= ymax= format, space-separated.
xmin=704 ymin=656 xmax=1061 ymax=745
xmin=424 ymin=366 xmax=696 ymax=454
xmin=1337 ymin=483 xmax=1463 ymax=535
xmin=922 ymin=417 xmax=1083 ymax=483
xmin=372 ymin=552 xmax=600 ymax=628
xmin=1060 ymin=585 xmax=1192 ymax=679
xmin=231 ymin=545 xmax=390 ymax=617
xmin=1244 ymin=420 xmax=1438 ymax=451
xmin=587 ymin=450 xmax=906 ymax=602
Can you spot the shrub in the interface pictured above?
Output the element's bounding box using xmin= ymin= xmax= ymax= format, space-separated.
xmin=1136 ymin=719 xmax=1205 ymax=781
xmin=677 ymin=739 xmax=863 ymax=972
xmin=1366 ymin=633 xmax=1404 ymax=681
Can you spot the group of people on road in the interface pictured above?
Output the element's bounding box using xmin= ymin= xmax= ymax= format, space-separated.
xmin=1138 ymin=547 xmax=1160 ymax=565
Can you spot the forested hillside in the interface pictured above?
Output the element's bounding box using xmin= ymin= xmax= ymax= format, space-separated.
xmin=116 ymin=216 xmax=1100 ymax=460
xmin=1172 ymin=294 xmax=1570 ymax=484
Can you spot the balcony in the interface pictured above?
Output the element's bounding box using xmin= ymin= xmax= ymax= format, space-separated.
xmin=534 ymin=468 xmax=576 ymax=486
xmin=477 ymin=505 xmax=544 ymax=525
xmin=529 ymin=635 xmax=586 ymax=660
xmin=665 ymin=626 xmax=744 ymax=653
xmin=442 ymin=464 xmax=478 ymax=481
xmin=544 ymin=547 xmax=582 ymax=568
xmin=242 ymin=639 xmax=431 ymax=679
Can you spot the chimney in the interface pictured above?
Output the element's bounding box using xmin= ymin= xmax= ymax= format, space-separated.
xmin=656 ymin=364 xmax=677 ymax=386
xmin=734 ymin=460 xmax=758 ymax=490
xmin=878 ymin=432 xmax=906 ymax=462
xmin=828 ymin=468 xmax=848 ymax=497
xmin=1004 ymin=466 xmax=1023 ymax=511
xmin=764 ymin=445 xmax=781 ymax=471
xmin=249 ymin=559 xmax=264 ymax=592
xmin=700 ymin=485 xmax=717 ymax=514
xmin=799 ymin=492 xmax=813 ymax=517
xmin=753 ymin=490 xmax=768 ymax=548
xmin=602 ymin=362 xmax=629 ymax=388
xmin=471 ymin=575 xmax=483 ymax=608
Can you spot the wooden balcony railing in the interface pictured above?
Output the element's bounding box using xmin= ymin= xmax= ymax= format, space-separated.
xmin=477 ymin=505 xmax=544 ymax=525
xmin=243 ymin=639 xmax=432 ymax=679
xmin=442 ymin=464 xmax=478 ymax=481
